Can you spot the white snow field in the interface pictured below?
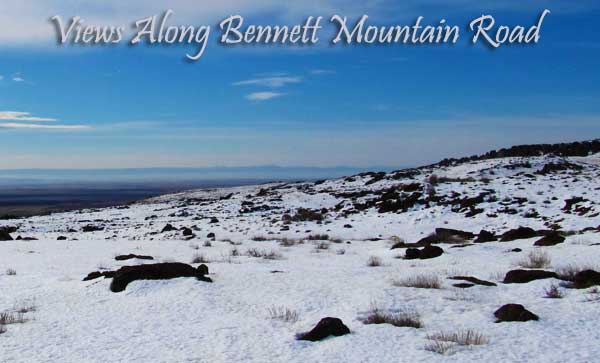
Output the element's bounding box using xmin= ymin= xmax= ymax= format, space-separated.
xmin=1 ymin=153 xmax=600 ymax=362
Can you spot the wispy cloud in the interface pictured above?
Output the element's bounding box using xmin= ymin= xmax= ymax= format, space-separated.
xmin=0 ymin=111 xmax=57 ymax=122
xmin=310 ymin=69 xmax=335 ymax=75
xmin=245 ymin=92 xmax=283 ymax=101
xmin=12 ymin=76 xmax=24 ymax=82
xmin=0 ymin=122 xmax=90 ymax=130
xmin=233 ymin=76 xmax=301 ymax=88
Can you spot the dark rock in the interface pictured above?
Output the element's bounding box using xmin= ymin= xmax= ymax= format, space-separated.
xmin=0 ymin=230 xmax=14 ymax=241
xmin=404 ymin=248 xmax=421 ymax=260
xmin=503 ymin=269 xmax=558 ymax=284
xmin=83 ymin=270 xmax=115 ymax=281
xmin=161 ymin=224 xmax=177 ymax=233
xmin=494 ymin=304 xmax=539 ymax=322
xmin=207 ymin=232 xmax=216 ymax=239
xmin=404 ymin=245 xmax=444 ymax=260
xmin=343 ymin=224 xmax=353 ymax=229
xmin=511 ymin=248 xmax=523 ymax=252
xmin=474 ymin=230 xmax=497 ymax=243
xmin=500 ymin=227 xmax=538 ymax=242
xmin=209 ymin=217 xmax=220 ymax=224
xmin=115 ymin=254 xmax=154 ymax=261
xmin=182 ymin=227 xmax=194 ymax=236
xmin=453 ymin=283 xmax=475 ymax=288
xmin=533 ymin=232 xmax=565 ymax=246
xmin=197 ymin=264 xmax=209 ymax=276
xmin=570 ymin=270 xmax=600 ymax=289
xmin=57 ymin=236 xmax=68 ymax=241
xmin=82 ymin=224 xmax=104 ymax=232
xmin=449 ymin=276 xmax=497 ymax=287
xmin=110 ymin=262 xmax=212 ymax=292
xmin=296 ymin=317 xmax=350 ymax=341
xmin=419 ymin=245 xmax=444 ymax=259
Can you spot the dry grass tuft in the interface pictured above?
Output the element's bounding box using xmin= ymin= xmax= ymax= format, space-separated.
xmin=246 ymin=248 xmax=283 ymax=260
xmin=366 ymin=256 xmax=383 ymax=267
xmin=363 ymin=306 xmax=422 ymax=328
xmin=267 ymin=306 xmax=300 ymax=323
xmin=393 ymin=274 xmax=441 ymax=289
xmin=0 ymin=312 xmax=27 ymax=325
xmin=5 ymin=268 xmax=16 ymax=276
xmin=544 ymin=284 xmax=565 ymax=298
xmin=427 ymin=329 xmax=488 ymax=346
xmin=518 ymin=250 xmax=551 ymax=269
xmin=424 ymin=339 xmax=456 ymax=355
xmin=191 ymin=253 xmax=210 ymax=264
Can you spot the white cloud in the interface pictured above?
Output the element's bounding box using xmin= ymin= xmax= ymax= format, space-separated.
xmin=245 ymin=91 xmax=283 ymax=101
xmin=12 ymin=76 xmax=24 ymax=82
xmin=0 ymin=111 xmax=57 ymax=122
xmin=310 ymin=69 xmax=335 ymax=75
xmin=0 ymin=75 xmax=4 ymax=80
xmin=0 ymin=122 xmax=90 ymax=130
xmin=233 ymin=76 xmax=301 ymax=88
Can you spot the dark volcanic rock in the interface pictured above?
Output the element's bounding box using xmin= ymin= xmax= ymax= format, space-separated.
xmin=0 ymin=230 xmax=14 ymax=241
xmin=57 ymin=236 xmax=68 ymax=241
xmin=197 ymin=264 xmax=209 ymax=276
xmin=533 ymin=232 xmax=565 ymax=246
xmin=115 ymin=254 xmax=154 ymax=261
xmin=500 ymin=227 xmax=538 ymax=242
xmin=415 ymin=228 xmax=474 ymax=245
xmin=207 ymin=232 xmax=216 ymax=239
xmin=82 ymin=224 xmax=104 ymax=232
xmin=404 ymin=245 xmax=444 ymax=260
xmin=570 ymin=270 xmax=600 ymax=289
xmin=449 ymin=276 xmax=497 ymax=287
xmin=503 ymin=269 xmax=558 ymax=284
xmin=453 ymin=283 xmax=475 ymax=288
xmin=83 ymin=270 xmax=116 ymax=281
xmin=161 ymin=224 xmax=177 ymax=233
xmin=474 ymin=230 xmax=497 ymax=243
xmin=494 ymin=304 xmax=539 ymax=322
xmin=109 ymin=262 xmax=212 ymax=292
xmin=182 ymin=227 xmax=194 ymax=236
xmin=296 ymin=317 xmax=350 ymax=341
xmin=404 ymin=248 xmax=421 ymax=260
xmin=209 ymin=217 xmax=220 ymax=224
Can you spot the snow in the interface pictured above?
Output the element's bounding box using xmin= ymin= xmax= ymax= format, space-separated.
xmin=1 ymin=154 xmax=600 ymax=362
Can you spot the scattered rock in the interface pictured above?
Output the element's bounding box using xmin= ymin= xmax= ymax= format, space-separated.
xmin=296 ymin=317 xmax=350 ymax=341
xmin=449 ymin=276 xmax=497 ymax=287
xmin=82 ymin=224 xmax=104 ymax=232
xmin=503 ymin=269 xmax=558 ymax=284
xmin=511 ymin=248 xmax=523 ymax=252
xmin=570 ymin=270 xmax=600 ymax=289
xmin=494 ymin=304 xmax=539 ymax=322
xmin=207 ymin=232 xmax=216 ymax=240
xmin=0 ymin=229 xmax=14 ymax=241
xmin=161 ymin=224 xmax=177 ymax=233
xmin=57 ymin=236 xmax=68 ymax=241
xmin=474 ymin=230 xmax=497 ymax=243
xmin=453 ymin=283 xmax=475 ymax=288
xmin=533 ymin=232 xmax=565 ymax=246
xmin=209 ymin=217 xmax=219 ymax=224
xmin=83 ymin=270 xmax=116 ymax=281
xmin=182 ymin=227 xmax=194 ymax=236
xmin=110 ymin=262 xmax=212 ymax=292
xmin=115 ymin=254 xmax=154 ymax=261
xmin=197 ymin=264 xmax=209 ymax=276
xmin=500 ymin=227 xmax=538 ymax=242
xmin=405 ymin=245 xmax=444 ymax=260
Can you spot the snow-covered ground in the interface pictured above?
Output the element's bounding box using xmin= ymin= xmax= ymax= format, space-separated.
xmin=1 ymin=154 xmax=599 ymax=362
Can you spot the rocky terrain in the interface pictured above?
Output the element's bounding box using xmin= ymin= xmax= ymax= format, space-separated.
xmin=1 ymin=140 xmax=600 ymax=362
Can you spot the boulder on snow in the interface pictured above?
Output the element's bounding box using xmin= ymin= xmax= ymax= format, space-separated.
xmin=533 ymin=232 xmax=565 ymax=246
xmin=404 ymin=245 xmax=444 ymax=260
xmin=449 ymin=276 xmax=497 ymax=287
xmin=296 ymin=317 xmax=350 ymax=341
xmin=494 ymin=304 xmax=539 ymax=322
xmin=83 ymin=270 xmax=116 ymax=281
xmin=109 ymin=262 xmax=212 ymax=293
xmin=0 ymin=230 xmax=14 ymax=241
xmin=415 ymin=228 xmax=474 ymax=245
xmin=115 ymin=254 xmax=154 ymax=261
xmin=182 ymin=227 xmax=194 ymax=236
xmin=500 ymin=227 xmax=538 ymax=242
xmin=570 ymin=270 xmax=600 ymax=289
xmin=474 ymin=230 xmax=497 ymax=243
xmin=503 ymin=269 xmax=558 ymax=284
xmin=161 ymin=224 xmax=177 ymax=233
xmin=82 ymin=224 xmax=104 ymax=232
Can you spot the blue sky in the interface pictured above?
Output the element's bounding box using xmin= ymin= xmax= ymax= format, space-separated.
xmin=0 ymin=0 xmax=599 ymax=169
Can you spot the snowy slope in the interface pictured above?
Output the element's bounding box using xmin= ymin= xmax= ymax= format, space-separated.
xmin=1 ymin=153 xmax=599 ymax=362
